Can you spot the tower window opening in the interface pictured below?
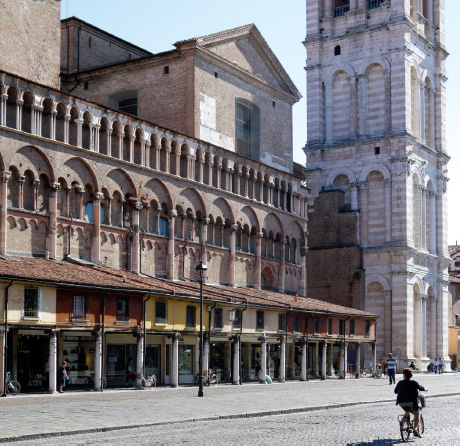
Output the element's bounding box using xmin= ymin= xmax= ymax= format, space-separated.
xmin=375 ymin=147 xmax=380 ymax=155
xmin=334 ymin=45 xmax=341 ymax=56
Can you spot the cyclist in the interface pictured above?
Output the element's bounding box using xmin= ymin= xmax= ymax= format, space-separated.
xmin=394 ymin=368 xmax=427 ymax=438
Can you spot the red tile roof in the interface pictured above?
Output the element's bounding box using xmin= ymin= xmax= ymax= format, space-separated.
xmin=0 ymin=256 xmax=377 ymax=318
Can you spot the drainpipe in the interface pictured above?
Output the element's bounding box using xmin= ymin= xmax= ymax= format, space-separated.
xmin=239 ymin=299 xmax=248 ymax=385
xmin=343 ymin=316 xmax=351 ymax=379
xmin=100 ymin=291 xmax=108 ymax=392
xmin=143 ymin=294 xmax=151 ymax=378
xmin=126 ymin=226 xmax=132 ymax=271
xmin=67 ymin=213 xmax=73 ymax=257
xmin=139 ymin=228 xmax=145 ymax=274
xmin=305 ymin=314 xmax=312 ymax=381
xmin=2 ymin=280 xmax=14 ymax=397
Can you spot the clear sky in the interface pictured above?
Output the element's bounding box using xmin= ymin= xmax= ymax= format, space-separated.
xmin=61 ymin=0 xmax=460 ymax=246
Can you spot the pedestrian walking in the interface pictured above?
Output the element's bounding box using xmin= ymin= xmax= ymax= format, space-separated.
xmin=58 ymin=361 xmax=69 ymax=393
xmin=434 ymin=357 xmax=438 ymax=374
xmin=438 ymin=358 xmax=444 ymax=374
xmin=43 ymin=356 xmax=50 ymax=389
xmin=381 ymin=358 xmax=387 ymax=376
xmin=125 ymin=357 xmax=136 ymax=386
xmin=387 ymin=353 xmax=397 ymax=384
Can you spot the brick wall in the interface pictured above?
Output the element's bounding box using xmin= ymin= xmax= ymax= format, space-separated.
xmin=0 ymin=0 xmax=60 ymax=88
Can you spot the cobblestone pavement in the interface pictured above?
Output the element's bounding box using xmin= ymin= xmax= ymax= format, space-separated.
xmin=0 ymin=374 xmax=459 ymax=443
xmin=14 ymin=395 xmax=460 ymax=445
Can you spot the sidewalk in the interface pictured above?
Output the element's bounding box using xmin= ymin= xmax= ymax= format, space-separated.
xmin=0 ymin=374 xmax=458 ymax=442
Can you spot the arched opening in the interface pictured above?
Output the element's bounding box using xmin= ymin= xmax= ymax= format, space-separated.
xmin=170 ymin=141 xmax=178 ymax=175
xmin=37 ymin=173 xmax=50 ymax=214
xmin=7 ymin=166 xmax=20 ymax=208
xmin=159 ymin=138 xmax=168 ymax=173
xmin=123 ymin=125 xmax=132 ymax=162
xmin=134 ymin=129 xmax=143 ymax=165
xmin=41 ymin=98 xmax=53 ymax=139
xmin=21 ymin=92 xmax=34 ymax=134
xmin=6 ymin=87 xmax=18 ymax=129
xmin=82 ymin=111 xmax=91 ymax=150
xmin=69 ymin=107 xmax=79 ymax=147
xmin=55 ymin=103 xmax=66 ymax=143
xmin=23 ymin=170 xmax=35 ymax=211
xmin=99 ymin=118 xmax=109 ymax=155
xmin=111 ymin=121 xmax=121 ymax=159
xmin=180 ymin=144 xmax=188 ymax=178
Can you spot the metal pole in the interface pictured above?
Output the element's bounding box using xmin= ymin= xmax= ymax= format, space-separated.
xmin=2 ymin=281 xmax=14 ymax=397
xmin=198 ymin=274 xmax=204 ymax=397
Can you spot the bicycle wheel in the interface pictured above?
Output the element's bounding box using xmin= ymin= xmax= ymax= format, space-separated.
xmin=210 ymin=373 xmax=218 ymax=385
xmin=84 ymin=377 xmax=94 ymax=391
xmin=418 ymin=413 xmax=424 ymax=435
xmin=400 ymin=417 xmax=411 ymax=442
xmin=8 ymin=380 xmax=21 ymax=394
xmin=133 ymin=377 xmax=143 ymax=390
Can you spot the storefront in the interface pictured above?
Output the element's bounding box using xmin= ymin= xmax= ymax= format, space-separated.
xmin=105 ymin=334 xmax=137 ymax=386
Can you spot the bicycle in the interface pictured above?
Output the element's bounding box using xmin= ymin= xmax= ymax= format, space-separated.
xmin=195 ymin=369 xmax=218 ymax=386
xmin=133 ymin=373 xmax=157 ymax=390
xmin=84 ymin=374 xmax=107 ymax=391
xmin=360 ymin=368 xmax=371 ymax=378
xmin=374 ymin=365 xmax=383 ymax=379
xmin=6 ymin=372 xmax=21 ymax=394
xmin=398 ymin=393 xmax=426 ymax=442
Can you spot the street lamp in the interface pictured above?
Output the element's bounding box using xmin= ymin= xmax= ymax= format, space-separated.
xmin=196 ymin=261 xmax=208 ymax=398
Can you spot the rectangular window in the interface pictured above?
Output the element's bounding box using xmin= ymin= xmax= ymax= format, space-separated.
xmin=23 ymin=288 xmax=39 ymax=318
xmin=186 ymin=306 xmax=196 ymax=328
xmin=350 ymin=320 xmax=355 ymax=336
xmin=256 ymin=310 xmax=264 ymax=329
xmin=293 ymin=316 xmax=299 ymax=333
xmin=313 ymin=318 xmax=319 ymax=334
xmin=233 ymin=309 xmax=242 ymax=328
xmin=328 ymin=319 xmax=333 ymax=335
xmin=73 ymin=296 xmax=86 ymax=319
xmin=155 ymin=301 xmax=167 ymax=324
xmin=117 ymin=298 xmax=129 ymax=322
xmin=164 ymin=66 xmax=169 ymax=74
xmin=365 ymin=320 xmax=370 ymax=337
xmin=236 ymin=98 xmax=260 ymax=160
xmin=214 ymin=308 xmax=223 ymax=329
xmin=278 ymin=314 xmax=285 ymax=331
xmin=339 ymin=320 xmax=344 ymax=336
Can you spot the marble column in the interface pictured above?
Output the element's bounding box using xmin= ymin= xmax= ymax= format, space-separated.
xmin=48 ymin=330 xmax=58 ymax=394
xmin=259 ymin=336 xmax=267 ymax=383
xmin=279 ymin=335 xmax=286 ymax=383
xmin=171 ymin=333 xmax=179 ymax=387
xmin=167 ymin=210 xmax=177 ymax=279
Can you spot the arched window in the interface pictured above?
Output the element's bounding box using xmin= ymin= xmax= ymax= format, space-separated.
xmin=334 ymin=45 xmax=341 ymax=56
xmin=235 ymin=98 xmax=260 ymax=160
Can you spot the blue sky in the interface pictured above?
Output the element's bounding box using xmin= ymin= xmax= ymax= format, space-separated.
xmin=61 ymin=0 xmax=460 ymax=245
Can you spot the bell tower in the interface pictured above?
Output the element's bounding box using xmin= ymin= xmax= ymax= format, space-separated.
xmin=304 ymin=0 xmax=450 ymax=369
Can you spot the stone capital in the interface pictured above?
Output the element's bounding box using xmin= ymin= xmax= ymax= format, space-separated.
xmin=49 ymin=182 xmax=60 ymax=192
xmin=1 ymin=171 xmax=11 ymax=183
xmin=168 ymin=210 xmax=178 ymax=219
xmin=93 ymin=192 xmax=104 ymax=201
xmin=202 ymin=218 xmax=210 ymax=226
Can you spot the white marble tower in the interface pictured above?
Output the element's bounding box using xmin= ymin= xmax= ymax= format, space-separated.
xmin=304 ymin=0 xmax=450 ymax=369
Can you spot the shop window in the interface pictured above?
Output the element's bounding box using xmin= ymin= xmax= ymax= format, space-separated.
xmin=23 ymin=288 xmax=39 ymax=318
xmin=117 ymin=298 xmax=129 ymax=322
xmin=178 ymin=345 xmax=194 ymax=375
xmin=293 ymin=316 xmax=299 ymax=333
xmin=339 ymin=320 xmax=344 ymax=335
xmin=73 ymin=296 xmax=86 ymax=319
xmin=350 ymin=319 xmax=355 ymax=336
xmin=214 ymin=308 xmax=223 ymax=329
xmin=328 ymin=318 xmax=333 ymax=335
xmin=278 ymin=314 xmax=285 ymax=331
xmin=313 ymin=318 xmax=319 ymax=335
xmin=256 ymin=310 xmax=264 ymax=329
xmin=186 ymin=306 xmax=196 ymax=328
xmin=156 ymin=300 xmax=167 ymax=324
xmin=365 ymin=320 xmax=370 ymax=337
xmin=233 ymin=309 xmax=242 ymax=328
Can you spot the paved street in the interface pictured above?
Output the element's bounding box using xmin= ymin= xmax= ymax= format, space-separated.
xmin=14 ymin=395 xmax=460 ymax=445
xmin=0 ymin=374 xmax=459 ymax=444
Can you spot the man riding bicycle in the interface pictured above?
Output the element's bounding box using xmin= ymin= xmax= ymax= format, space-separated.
xmin=394 ymin=368 xmax=428 ymax=438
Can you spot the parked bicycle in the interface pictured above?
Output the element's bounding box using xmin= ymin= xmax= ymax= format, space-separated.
xmin=195 ymin=369 xmax=218 ymax=386
xmin=84 ymin=374 xmax=107 ymax=391
xmin=398 ymin=392 xmax=425 ymax=442
xmin=6 ymin=372 xmax=21 ymax=394
xmin=133 ymin=373 xmax=157 ymax=390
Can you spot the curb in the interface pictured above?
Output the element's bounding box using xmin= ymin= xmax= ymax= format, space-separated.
xmin=0 ymin=392 xmax=458 ymax=443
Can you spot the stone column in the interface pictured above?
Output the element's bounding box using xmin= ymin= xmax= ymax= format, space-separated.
xmin=236 ymin=171 xmax=241 ymax=196
xmin=92 ymin=330 xmax=102 ymax=391
xmin=118 ymin=132 xmax=124 ymax=161
xmin=419 ymin=81 xmax=426 ymax=142
xmin=349 ymin=76 xmax=358 ymax=137
xmin=93 ymin=124 xmax=100 ymax=153
xmin=18 ymin=175 xmax=25 ymax=210
xmin=91 ymin=192 xmax=103 ymax=264
xmin=143 ymin=140 xmax=150 ymax=167
xmin=339 ymin=342 xmax=345 ymax=377
xmin=279 ymin=335 xmax=286 ymax=383
xmin=229 ymin=224 xmax=237 ymax=287
xmin=384 ymin=179 xmax=392 ymax=243
xmin=421 ymin=186 xmax=427 ymax=249
xmin=429 ymin=87 xmax=436 ymax=148
xmin=259 ymin=336 xmax=267 ymax=383
xmin=129 ymin=136 xmax=135 ymax=163
xmin=155 ymin=142 xmax=161 ymax=170
xmin=136 ymin=334 xmax=143 ymax=375
xmin=371 ymin=343 xmax=376 ymax=375
xmin=358 ymin=74 xmax=368 ymax=137
xmin=325 ymin=0 xmax=333 ymax=16
xmin=48 ymin=182 xmax=60 ymax=260
xmin=201 ymin=218 xmax=209 ymax=264
xmin=355 ymin=343 xmax=361 ymax=378
xmin=33 ymin=178 xmax=40 ymax=212
xmin=325 ymin=82 xmax=333 ymax=143
xmin=350 ymin=183 xmax=359 ymax=211
xmin=279 ymin=240 xmax=286 ymax=293
xmin=429 ymin=191 xmax=437 ymax=253
xmin=0 ymin=171 xmax=11 ymax=255
xmin=75 ymin=118 xmax=84 ymax=148
xmin=167 ymin=210 xmax=177 ymax=279
xmin=63 ymin=114 xmax=70 ymax=144
xmin=301 ymin=339 xmax=307 ymax=381
xmin=171 ymin=333 xmax=179 ymax=387
xmin=0 ymin=93 xmax=7 ymax=126
xmin=49 ymin=330 xmax=58 ymax=393
xmin=359 ymin=181 xmax=368 ymax=245
xmin=106 ymin=129 xmax=112 ymax=157
xmin=244 ymin=172 xmax=249 ymax=198
xmin=216 ymin=162 xmax=222 ymax=189
xmin=299 ymin=246 xmax=307 ymax=297
xmin=384 ymin=70 xmax=392 ymax=133
xmin=207 ymin=160 xmax=213 ymax=186
xmin=16 ymin=99 xmax=23 ymax=131
xmin=198 ymin=159 xmax=205 ymax=184
xmin=50 ymin=110 xmax=57 ymax=141
xmin=232 ymin=336 xmax=240 ymax=385
xmin=321 ymin=341 xmax=327 ymax=380
xmin=255 ymin=232 xmax=263 ymax=290
xmin=421 ymin=295 xmax=427 ymax=358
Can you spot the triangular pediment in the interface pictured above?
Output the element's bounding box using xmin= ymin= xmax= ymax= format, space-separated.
xmin=176 ymin=25 xmax=301 ymax=101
